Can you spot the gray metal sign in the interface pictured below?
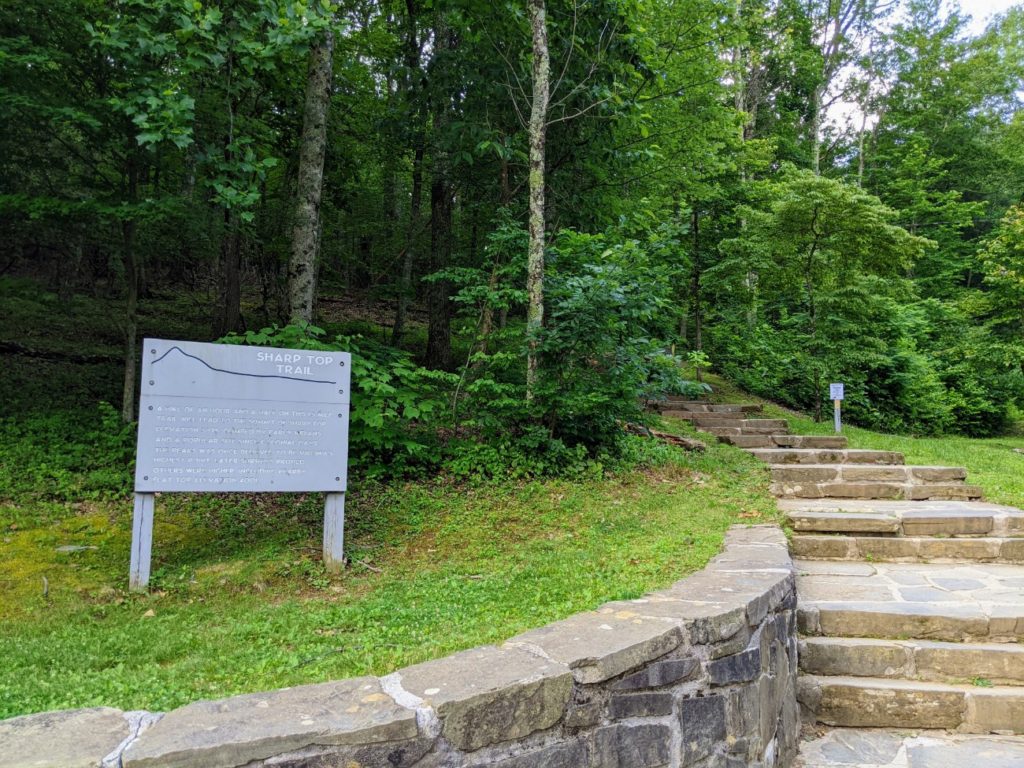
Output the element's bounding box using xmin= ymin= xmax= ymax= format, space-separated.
xmin=130 ymin=338 xmax=352 ymax=590
xmin=135 ymin=339 xmax=350 ymax=492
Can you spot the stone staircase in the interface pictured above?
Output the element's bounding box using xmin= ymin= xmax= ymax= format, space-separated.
xmin=664 ymin=398 xmax=1024 ymax=741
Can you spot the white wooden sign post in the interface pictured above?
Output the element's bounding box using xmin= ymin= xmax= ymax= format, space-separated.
xmin=830 ymin=382 xmax=845 ymax=434
xmin=130 ymin=338 xmax=351 ymax=591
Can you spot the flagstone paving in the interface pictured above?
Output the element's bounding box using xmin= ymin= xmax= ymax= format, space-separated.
xmin=797 ymin=728 xmax=1024 ymax=767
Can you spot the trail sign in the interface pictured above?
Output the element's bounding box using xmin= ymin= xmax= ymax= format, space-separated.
xmin=830 ymin=382 xmax=844 ymax=433
xmin=130 ymin=338 xmax=351 ymax=590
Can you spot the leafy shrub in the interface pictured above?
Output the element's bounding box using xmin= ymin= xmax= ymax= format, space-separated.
xmin=221 ymin=323 xmax=457 ymax=475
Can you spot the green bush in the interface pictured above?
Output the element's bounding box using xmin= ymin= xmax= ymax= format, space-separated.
xmin=221 ymin=324 xmax=457 ymax=476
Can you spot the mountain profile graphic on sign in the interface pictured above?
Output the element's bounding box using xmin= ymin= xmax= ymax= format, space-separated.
xmin=141 ymin=338 xmax=349 ymax=405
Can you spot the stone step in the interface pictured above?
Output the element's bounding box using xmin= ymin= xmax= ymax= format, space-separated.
xmin=773 ymin=481 xmax=984 ymax=501
xmin=721 ymin=434 xmax=849 ymax=449
xmin=783 ymin=499 xmax=1023 ymax=532
xmin=799 ymin=637 xmax=1024 ymax=685
xmin=664 ymin=400 xmax=763 ymax=413
xmin=695 ymin=417 xmax=789 ymax=430
xmin=709 ymin=425 xmax=791 ymax=437
xmin=770 ymin=464 xmax=967 ymax=485
xmin=797 ymin=675 xmax=1024 ymax=733
xmin=791 ymin=534 xmax=1024 ymax=563
xmin=751 ymin=448 xmax=904 ymax=465
xmin=687 ymin=412 xmax=748 ymax=424
xmin=798 ymin=602 xmax=1024 ymax=643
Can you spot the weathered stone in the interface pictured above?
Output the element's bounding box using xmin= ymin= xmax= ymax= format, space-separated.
xmin=907 ymin=737 xmax=1024 ymax=768
xmin=679 ymin=695 xmax=727 ymax=764
xmin=790 ymin=536 xmax=854 ymax=560
xmin=901 ymin=511 xmax=993 ymax=536
xmin=397 ymin=645 xmax=571 ymax=752
xmin=707 ymin=646 xmax=761 ymax=686
xmin=914 ymin=640 xmax=1024 ymax=684
xmin=798 ymin=637 xmax=909 ymax=678
xmin=855 ymin=536 xmax=922 ymax=561
xmin=608 ymin=692 xmax=674 ymax=719
xmin=799 ymin=676 xmax=965 ymax=729
xmin=817 ymin=482 xmax=905 ymax=500
xmin=1000 ymin=538 xmax=1024 ymax=562
xmin=564 ymin=700 xmax=602 ymax=729
xmin=787 ymin=512 xmax=899 ymax=534
xmin=917 ymin=538 xmax=1000 ymax=561
xmin=474 ymin=739 xmax=588 ymax=768
xmin=123 ymin=678 xmax=415 ymax=768
xmin=966 ymin=688 xmax=1024 ymax=733
xmin=610 ymin=658 xmax=700 ymax=691
xmin=591 ymin=723 xmax=671 ymax=768
xmin=0 ymin=707 xmax=129 ymax=768
xmin=770 ymin=466 xmax=839 ymax=483
xmin=842 ymin=466 xmax=912 ymax=483
xmin=508 ymin=611 xmax=682 ymax=685
xmin=905 ymin=483 xmax=984 ymax=501
xmin=809 ymin=602 xmax=990 ymax=642
xmin=909 ymin=466 xmax=967 ymax=483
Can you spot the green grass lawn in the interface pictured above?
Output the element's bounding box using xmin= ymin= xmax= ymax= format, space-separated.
xmin=0 ymin=436 xmax=775 ymax=719
xmin=700 ymin=372 xmax=1024 ymax=510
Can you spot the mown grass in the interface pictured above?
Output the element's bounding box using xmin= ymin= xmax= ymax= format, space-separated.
xmin=0 ymin=438 xmax=775 ymax=719
xmin=0 ymin=281 xmax=777 ymax=718
xmin=700 ymin=372 xmax=1024 ymax=510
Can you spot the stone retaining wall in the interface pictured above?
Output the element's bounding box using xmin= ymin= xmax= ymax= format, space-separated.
xmin=0 ymin=525 xmax=799 ymax=768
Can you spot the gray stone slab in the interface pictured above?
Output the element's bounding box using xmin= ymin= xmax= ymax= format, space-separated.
xmin=397 ymin=645 xmax=571 ymax=752
xmin=817 ymin=728 xmax=904 ymax=764
xmin=122 ymin=678 xmax=416 ymax=768
xmin=508 ymin=610 xmax=682 ymax=685
xmin=0 ymin=707 xmax=129 ymax=768
xmin=907 ymin=737 xmax=1024 ymax=767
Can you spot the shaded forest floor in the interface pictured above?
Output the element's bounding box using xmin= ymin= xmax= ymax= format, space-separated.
xmin=0 ymin=278 xmax=776 ymax=718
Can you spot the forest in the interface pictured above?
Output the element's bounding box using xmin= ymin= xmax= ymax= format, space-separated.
xmin=3 ymin=0 xmax=1024 ymax=477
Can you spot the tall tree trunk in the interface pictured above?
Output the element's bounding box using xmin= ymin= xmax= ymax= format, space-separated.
xmin=690 ymin=207 xmax=703 ymax=381
xmin=526 ymin=0 xmax=549 ymax=399
xmin=392 ymin=0 xmax=423 ymax=348
xmin=215 ymin=208 xmax=243 ymax=336
xmin=392 ymin=142 xmax=423 ymax=347
xmin=425 ymin=165 xmax=453 ymax=369
xmin=121 ymin=154 xmax=140 ymax=423
xmin=288 ymin=28 xmax=335 ymax=323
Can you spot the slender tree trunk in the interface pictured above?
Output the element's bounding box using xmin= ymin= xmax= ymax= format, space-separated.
xmin=392 ymin=143 xmax=423 ymax=347
xmin=214 ymin=207 xmax=243 ymax=336
xmin=811 ymin=83 xmax=824 ymax=175
xmin=288 ymin=28 xmax=335 ymax=323
xmin=425 ymin=165 xmax=453 ymax=369
xmin=121 ymin=154 xmax=140 ymax=423
xmin=526 ymin=0 xmax=549 ymax=399
xmin=690 ymin=207 xmax=703 ymax=381
xmin=392 ymin=0 xmax=423 ymax=348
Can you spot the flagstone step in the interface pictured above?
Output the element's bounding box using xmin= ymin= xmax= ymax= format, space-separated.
xmin=799 ymin=637 xmax=1024 ymax=685
xmin=773 ymin=481 xmax=983 ymax=501
xmin=752 ymin=448 xmax=904 ymax=465
xmin=720 ymin=434 xmax=849 ymax=449
xmin=798 ymin=601 xmax=1024 ymax=643
xmin=709 ymin=425 xmax=792 ymax=437
xmin=786 ymin=505 xmax=1024 ymax=538
xmin=791 ymin=534 xmax=1024 ymax=563
xmin=771 ymin=464 xmax=967 ymax=485
xmin=695 ymin=417 xmax=789 ymax=430
xmin=795 ymin=559 xmax=1024 ymax=642
xmin=797 ymin=675 xmax=1024 ymax=733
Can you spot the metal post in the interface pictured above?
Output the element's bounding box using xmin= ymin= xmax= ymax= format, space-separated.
xmin=833 ymin=399 xmax=842 ymax=434
xmin=129 ymin=492 xmax=155 ymax=591
xmin=323 ymin=492 xmax=345 ymax=572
